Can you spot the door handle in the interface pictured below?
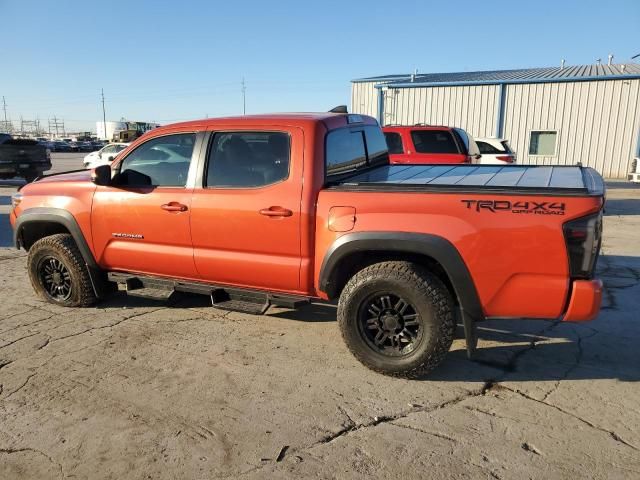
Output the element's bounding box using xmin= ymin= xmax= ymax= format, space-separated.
xmin=161 ymin=202 xmax=188 ymax=212
xmin=259 ymin=206 xmax=292 ymax=217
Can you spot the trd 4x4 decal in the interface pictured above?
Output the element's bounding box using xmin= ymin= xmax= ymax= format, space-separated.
xmin=461 ymin=200 xmax=566 ymax=215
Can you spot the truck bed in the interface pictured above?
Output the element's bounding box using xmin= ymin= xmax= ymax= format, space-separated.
xmin=336 ymin=165 xmax=605 ymax=196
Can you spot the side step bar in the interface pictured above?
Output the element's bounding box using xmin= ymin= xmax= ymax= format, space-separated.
xmin=107 ymin=272 xmax=309 ymax=314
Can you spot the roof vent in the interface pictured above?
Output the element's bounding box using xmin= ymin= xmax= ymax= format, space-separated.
xmin=596 ymin=58 xmax=602 ymax=65
xmin=621 ymin=64 xmax=626 ymax=73
xmin=560 ymin=59 xmax=565 ymax=70
xmin=329 ymin=105 xmax=348 ymax=114
xmin=608 ymin=54 xmax=614 ymax=66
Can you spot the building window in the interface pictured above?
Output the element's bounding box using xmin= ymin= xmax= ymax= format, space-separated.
xmin=529 ymin=131 xmax=558 ymax=156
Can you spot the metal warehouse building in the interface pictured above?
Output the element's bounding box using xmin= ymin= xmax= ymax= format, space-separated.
xmin=351 ymin=63 xmax=640 ymax=178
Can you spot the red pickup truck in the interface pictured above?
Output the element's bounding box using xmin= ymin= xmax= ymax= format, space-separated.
xmin=10 ymin=111 xmax=604 ymax=378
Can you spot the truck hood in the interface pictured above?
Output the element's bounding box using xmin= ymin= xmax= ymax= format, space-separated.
xmin=35 ymin=170 xmax=92 ymax=184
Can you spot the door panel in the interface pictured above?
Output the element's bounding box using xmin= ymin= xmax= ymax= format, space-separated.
xmin=92 ymin=187 xmax=197 ymax=279
xmin=190 ymin=127 xmax=303 ymax=292
xmin=91 ymin=131 xmax=200 ymax=280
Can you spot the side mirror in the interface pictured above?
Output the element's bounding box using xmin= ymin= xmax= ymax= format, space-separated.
xmin=91 ymin=164 xmax=111 ymax=186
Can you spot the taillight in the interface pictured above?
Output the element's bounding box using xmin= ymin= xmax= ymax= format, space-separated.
xmin=563 ymin=212 xmax=603 ymax=279
xmin=496 ymin=155 xmax=513 ymax=163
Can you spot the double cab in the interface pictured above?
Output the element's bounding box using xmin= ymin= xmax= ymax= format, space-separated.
xmin=11 ymin=111 xmax=604 ymax=377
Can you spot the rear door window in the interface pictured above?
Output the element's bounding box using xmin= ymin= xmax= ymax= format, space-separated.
xmin=205 ymin=131 xmax=290 ymax=188
xmin=384 ymin=132 xmax=404 ymax=154
xmin=411 ymin=130 xmax=460 ymax=154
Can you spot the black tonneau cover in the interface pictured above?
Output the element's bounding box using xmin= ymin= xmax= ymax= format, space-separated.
xmin=336 ymin=165 xmax=605 ymax=196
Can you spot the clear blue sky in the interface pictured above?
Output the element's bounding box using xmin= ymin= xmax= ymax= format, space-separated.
xmin=2 ymin=0 xmax=639 ymax=132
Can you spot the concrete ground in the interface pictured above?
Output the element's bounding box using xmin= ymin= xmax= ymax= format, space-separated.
xmin=0 ymin=155 xmax=639 ymax=479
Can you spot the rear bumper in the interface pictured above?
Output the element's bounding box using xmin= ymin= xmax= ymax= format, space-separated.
xmin=562 ymin=279 xmax=603 ymax=322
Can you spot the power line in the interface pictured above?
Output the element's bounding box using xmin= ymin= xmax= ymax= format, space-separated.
xmin=101 ymin=88 xmax=107 ymax=139
xmin=241 ymin=77 xmax=246 ymax=115
xmin=0 ymin=96 xmax=10 ymax=133
xmin=48 ymin=116 xmax=65 ymax=138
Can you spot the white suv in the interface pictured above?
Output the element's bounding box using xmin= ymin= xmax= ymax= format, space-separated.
xmin=474 ymin=137 xmax=516 ymax=164
xmin=83 ymin=143 xmax=129 ymax=169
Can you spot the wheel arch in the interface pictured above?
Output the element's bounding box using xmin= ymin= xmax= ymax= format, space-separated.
xmin=14 ymin=208 xmax=98 ymax=269
xmin=318 ymin=232 xmax=484 ymax=324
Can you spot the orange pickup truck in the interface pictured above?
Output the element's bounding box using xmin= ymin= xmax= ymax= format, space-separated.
xmin=10 ymin=110 xmax=604 ymax=377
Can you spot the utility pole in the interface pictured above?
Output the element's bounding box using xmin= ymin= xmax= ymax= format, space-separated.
xmin=101 ymin=88 xmax=107 ymax=140
xmin=48 ymin=116 xmax=64 ymax=138
xmin=241 ymin=77 xmax=246 ymax=115
xmin=0 ymin=96 xmax=10 ymax=133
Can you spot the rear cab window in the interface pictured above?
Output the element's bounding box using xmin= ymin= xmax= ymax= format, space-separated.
xmin=410 ymin=130 xmax=461 ymax=154
xmin=325 ymin=125 xmax=389 ymax=180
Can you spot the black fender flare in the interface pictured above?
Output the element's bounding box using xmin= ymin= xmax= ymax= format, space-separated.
xmin=13 ymin=208 xmax=110 ymax=298
xmin=318 ymin=232 xmax=484 ymax=354
xmin=14 ymin=207 xmax=98 ymax=268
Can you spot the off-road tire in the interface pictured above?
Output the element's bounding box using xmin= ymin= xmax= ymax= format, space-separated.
xmin=337 ymin=261 xmax=455 ymax=378
xmin=27 ymin=233 xmax=97 ymax=307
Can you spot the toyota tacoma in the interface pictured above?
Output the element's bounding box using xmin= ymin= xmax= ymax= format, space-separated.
xmin=10 ymin=110 xmax=604 ymax=377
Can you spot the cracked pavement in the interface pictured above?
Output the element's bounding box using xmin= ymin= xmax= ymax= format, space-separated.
xmin=0 ymin=176 xmax=639 ymax=479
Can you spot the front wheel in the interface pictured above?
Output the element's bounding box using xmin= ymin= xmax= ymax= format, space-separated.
xmin=337 ymin=261 xmax=455 ymax=378
xmin=27 ymin=234 xmax=97 ymax=307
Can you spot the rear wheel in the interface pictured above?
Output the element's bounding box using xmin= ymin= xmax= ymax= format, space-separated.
xmin=337 ymin=261 xmax=455 ymax=378
xmin=27 ymin=234 xmax=97 ymax=307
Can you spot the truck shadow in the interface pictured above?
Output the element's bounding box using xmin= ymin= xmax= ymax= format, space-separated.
xmin=604 ymin=198 xmax=640 ymax=216
xmin=0 ymin=213 xmax=13 ymax=247
xmin=99 ymin=288 xmax=640 ymax=383
xmin=100 ymin=290 xmax=338 ymax=323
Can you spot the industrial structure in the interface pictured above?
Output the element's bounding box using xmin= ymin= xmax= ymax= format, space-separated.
xmin=351 ymin=63 xmax=640 ymax=178
xmin=96 ymin=120 xmax=160 ymax=141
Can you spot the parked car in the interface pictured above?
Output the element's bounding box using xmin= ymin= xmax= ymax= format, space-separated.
xmin=91 ymin=140 xmax=106 ymax=151
xmin=77 ymin=141 xmax=95 ymax=152
xmin=37 ymin=140 xmax=56 ymax=151
xmin=383 ymin=125 xmax=482 ymax=164
xmin=10 ymin=111 xmax=604 ymax=378
xmin=51 ymin=141 xmax=72 ymax=152
xmin=83 ymin=142 xmax=129 ymax=168
xmin=68 ymin=141 xmax=81 ymax=152
xmin=475 ymin=137 xmax=516 ymax=164
xmin=0 ymin=133 xmax=52 ymax=182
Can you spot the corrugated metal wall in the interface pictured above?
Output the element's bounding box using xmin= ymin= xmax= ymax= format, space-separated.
xmin=381 ymin=85 xmax=500 ymax=139
xmin=351 ymin=81 xmax=379 ymax=118
xmin=350 ymin=79 xmax=640 ymax=178
xmin=503 ymin=79 xmax=640 ymax=178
